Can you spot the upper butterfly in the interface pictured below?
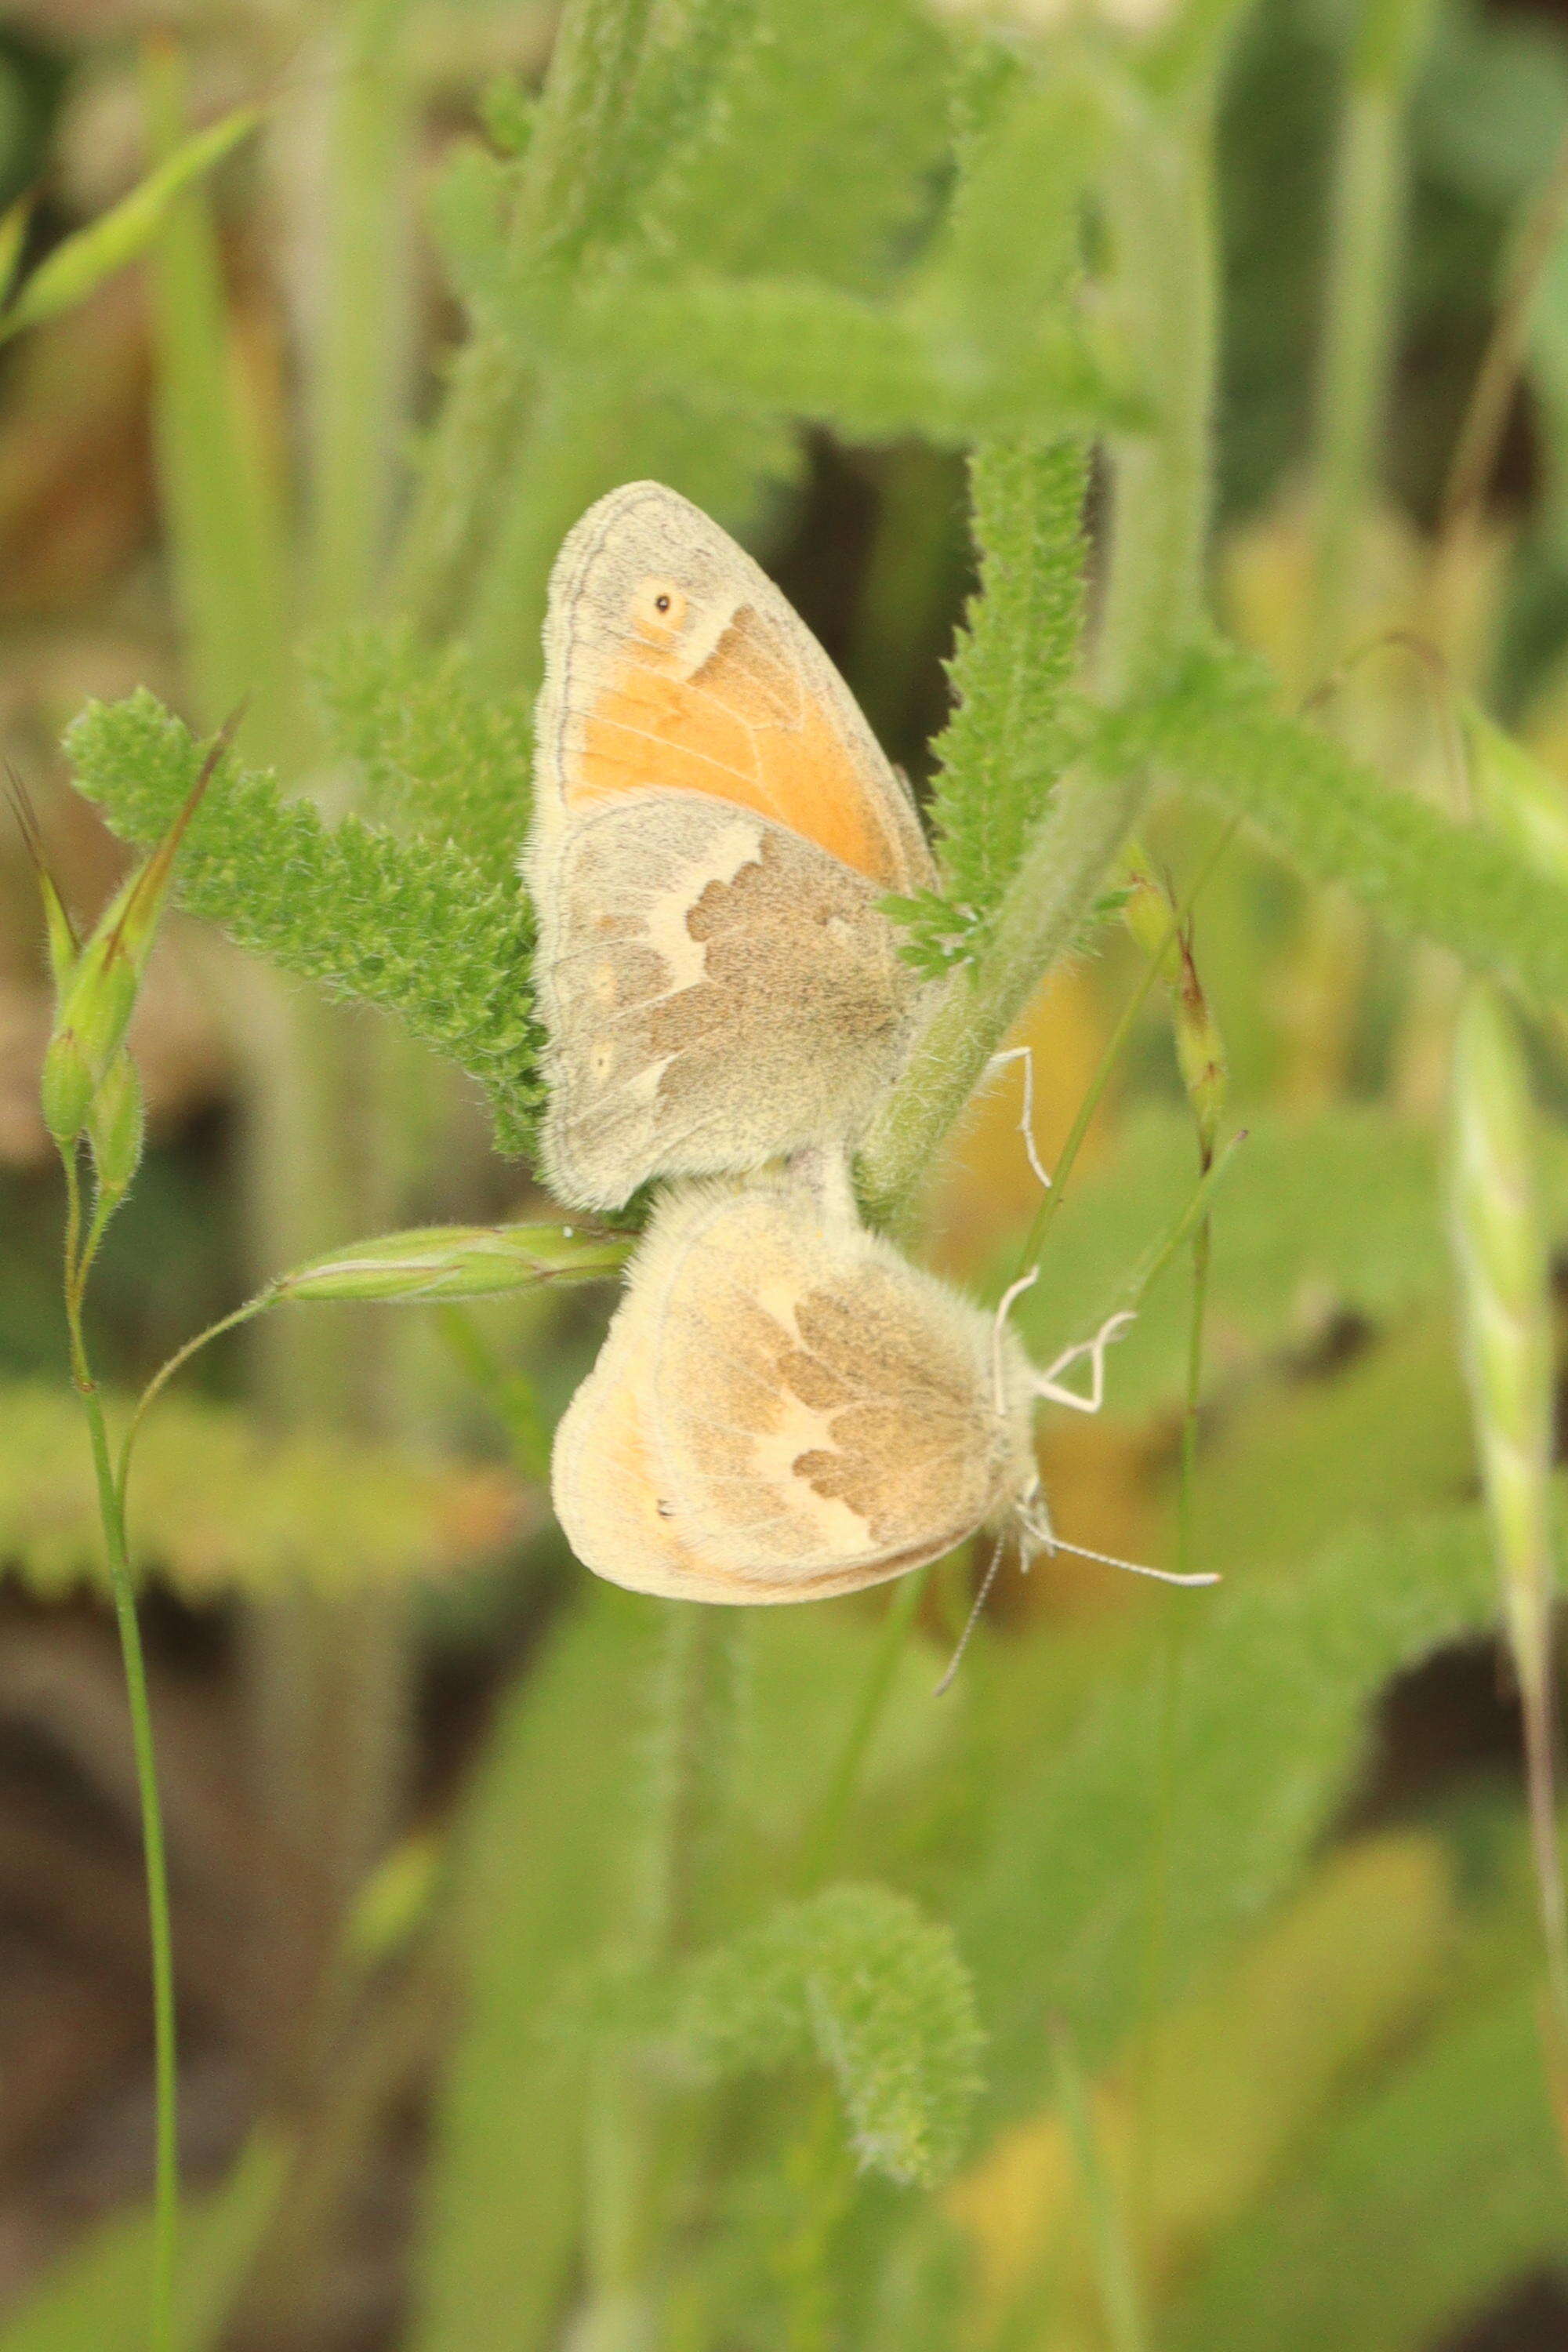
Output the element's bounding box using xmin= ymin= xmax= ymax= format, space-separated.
xmin=524 ymin=481 xmax=935 ymax=1211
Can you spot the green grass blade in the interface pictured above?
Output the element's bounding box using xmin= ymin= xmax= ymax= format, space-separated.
xmin=0 ymin=102 xmax=259 ymax=344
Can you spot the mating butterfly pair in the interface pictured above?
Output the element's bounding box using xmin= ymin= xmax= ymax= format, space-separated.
xmin=526 ymin=483 xmax=1148 ymax=1607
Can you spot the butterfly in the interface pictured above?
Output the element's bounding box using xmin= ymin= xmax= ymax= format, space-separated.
xmin=550 ymin=1166 xmax=1203 ymax=1608
xmin=524 ymin=481 xmax=935 ymax=1212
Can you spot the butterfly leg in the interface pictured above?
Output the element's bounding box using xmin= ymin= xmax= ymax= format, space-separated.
xmin=1033 ymin=1308 xmax=1136 ymax=1414
xmin=986 ymin=1046 xmax=1051 ymax=1193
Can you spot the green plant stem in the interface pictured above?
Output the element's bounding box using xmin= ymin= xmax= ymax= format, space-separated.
xmin=583 ymin=1607 xmax=742 ymax=2347
xmin=1178 ymin=1196 xmax=1214 ymax=1584
xmin=1440 ymin=120 xmax=1568 ymax=543
xmin=1012 ymin=821 xmax=1237 ymax=1284
xmin=1286 ymin=0 xmax=1430 ymax=1105
xmin=1095 ymin=87 xmax=1218 ymax=706
xmin=1308 ymin=0 xmax=1429 ymax=673
xmin=392 ymin=0 xmax=657 ymax=635
xmin=120 ymin=1297 xmax=272 ymax=1492
xmin=140 ymin=37 xmax=297 ymax=764
xmin=1134 ymin=1173 xmax=1218 ymax=2249
xmin=59 ymin=1149 xmax=179 ymax=2352
xmin=858 ymin=81 xmax=1220 ymax=1224
xmin=307 ymin=0 xmax=414 ymax=631
xmin=796 ymin=1569 xmax=929 ymax=1894
xmin=1051 ymin=2015 xmax=1149 ymax=2352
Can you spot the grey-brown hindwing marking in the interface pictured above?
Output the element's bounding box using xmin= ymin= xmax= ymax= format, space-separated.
xmin=538 ymin=794 xmax=919 ymax=1205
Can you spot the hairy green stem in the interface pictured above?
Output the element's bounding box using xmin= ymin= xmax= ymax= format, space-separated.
xmin=858 ymin=82 xmax=1219 ymax=1223
xmin=795 ymin=1570 xmax=928 ymax=1894
xmin=1095 ymin=88 xmax=1218 ymax=704
xmin=60 ymin=1150 xmax=180 ymax=2352
xmin=1308 ymin=0 xmax=1431 ymax=673
xmin=582 ymin=1607 xmax=742 ymax=2347
xmin=1307 ymin=90 xmax=1396 ymax=663
xmin=306 ymin=0 xmax=414 ymax=631
xmin=140 ymin=38 xmax=299 ymax=764
xmin=861 ymin=760 xmax=1152 ymax=1229
xmin=393 ymin=0 xmax=657 ymax=634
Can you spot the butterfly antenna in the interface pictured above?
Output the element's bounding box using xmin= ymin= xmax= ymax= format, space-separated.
xmin=1018 ymin=1484 xmax=1217 ymax=1587
xmin=935 ymin=1525 xmax=1010 ymax=1697
xmin=1047 ymin=1533 xmax=1218 ymax=1588
xmin=987 ymin=1045 xmax=1051 ymax=1193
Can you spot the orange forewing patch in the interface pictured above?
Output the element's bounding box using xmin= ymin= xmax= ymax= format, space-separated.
xmin=568 ymin=604 xmax=897 ymax=884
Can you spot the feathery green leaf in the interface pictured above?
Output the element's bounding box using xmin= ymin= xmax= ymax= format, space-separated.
xmin=928 ymin=439 xmax=1090 ymax=929
xmin=564 ymin=270 xmax=1118 ymax=448
xmin=1116 ymin=648 xmax=1568 ymax=1007
xmin=64 ymin=692 xmax=543 ymax=1153
xmin=961 ymin=1490 xmax=1531 ymax=2115
xmin=632 ymin=0 xmax=951 ymax=290
xmin=309 ymin=623 xmax=533 ymax=884
xmin=0 ymin=1380 xmax=522 ymax=1601
xmin=666 ymin=1882 xmax=984 ymax=2187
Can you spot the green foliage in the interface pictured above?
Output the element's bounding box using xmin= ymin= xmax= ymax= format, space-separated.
xmin=626 ymin=0 xmax=949 ymax=289
xmin=140 ymin=46 xmax=292 ymax=749
xmin=1011 ymin=1105 xmax=1568 ymax=1415
xmin=0 ymin=2136 xmax=282 ymax=2352
xmin=1116 ymin=648 xmax=1568 ymax=1008
xmin=426 ymin=137 xmax=519 ymax=315
xmin=0 ymin=105 xmax=259 ymax=345
xmin=925 ymin=438 xmax=1089 ymax=943
xmin=413 ymin=1589 xmax=655 ymax=2352
xmin=960 ymin=1490 xmax=1515 ymax=2114
xmin=666 ymin=1882 xmax=984 ymax=2187
xmin=1167 ymin=1976 xmax=1568 ymax=2352
xmin=64 ymin=693 xmax=543 ymax=1153
xmin=1192 ymin=1313 xmax=1473 ymax=1573
xmin=0 ymin=1380 xmax=521 ymax=1600
xmin=308 ymin=624 xmax=533 ymax=886
xmin=562 ymin=272 xmax=1114 ymax=449
xmin=24 ymin=2 xmax=1568 ymax=2345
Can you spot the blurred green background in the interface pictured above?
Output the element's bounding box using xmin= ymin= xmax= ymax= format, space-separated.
xmin=2 ymin=1 xmax=1568 ymax=2349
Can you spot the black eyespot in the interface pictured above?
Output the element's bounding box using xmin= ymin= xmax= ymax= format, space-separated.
xmin=654 ymin=593 xmax=672 ymax=614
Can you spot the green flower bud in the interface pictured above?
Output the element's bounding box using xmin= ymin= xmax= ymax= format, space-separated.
xmin=43 ymin=710 xmax=234 ymax=1114
xmin=1123 ymin=858 xmax=1229 ymax=1159
xmin=86 ymin=1051 xmax=145 ymax=1204
xmin=268 ymin=1222 xmax=629 ymax=1305
xmin=49 ymin=872 xmax=144 ymax=1095
xmin=40 ymin=1029 xmax=94 ymax=1146
xmin=1120 ymin=869 xmax=1171 ymax=964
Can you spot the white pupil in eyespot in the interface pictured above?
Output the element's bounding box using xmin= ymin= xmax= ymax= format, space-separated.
xmin=655 ymin=593 xmax=671 ymax=613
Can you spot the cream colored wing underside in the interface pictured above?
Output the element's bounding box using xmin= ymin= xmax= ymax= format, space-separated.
xmin=530 ymin=480 xmax=935 ymax=893
xmin=551 ymin=1182 xmax=1029 ymax=1602
xmin=532 ymin=791 xmax=920 ymax=1212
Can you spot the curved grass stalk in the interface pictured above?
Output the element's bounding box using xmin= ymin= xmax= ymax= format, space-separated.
xmin=858 ymin=77 xmax=1221 ymax=1228
xmin=60 ymin=1146 xmax=180 ymax=2352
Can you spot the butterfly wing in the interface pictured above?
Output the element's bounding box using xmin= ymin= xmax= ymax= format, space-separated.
xmin=531 ymin=481 xmax=935 ymax=892
xmin=551 ymin=1181 xmax=1030 ymax=1602
xmin=533 ymin=791 xmax=920 ymax=1210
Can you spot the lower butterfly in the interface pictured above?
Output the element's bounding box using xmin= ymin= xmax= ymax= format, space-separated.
xmin=552 ymin=1167 xmax=1218 ymax=1607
